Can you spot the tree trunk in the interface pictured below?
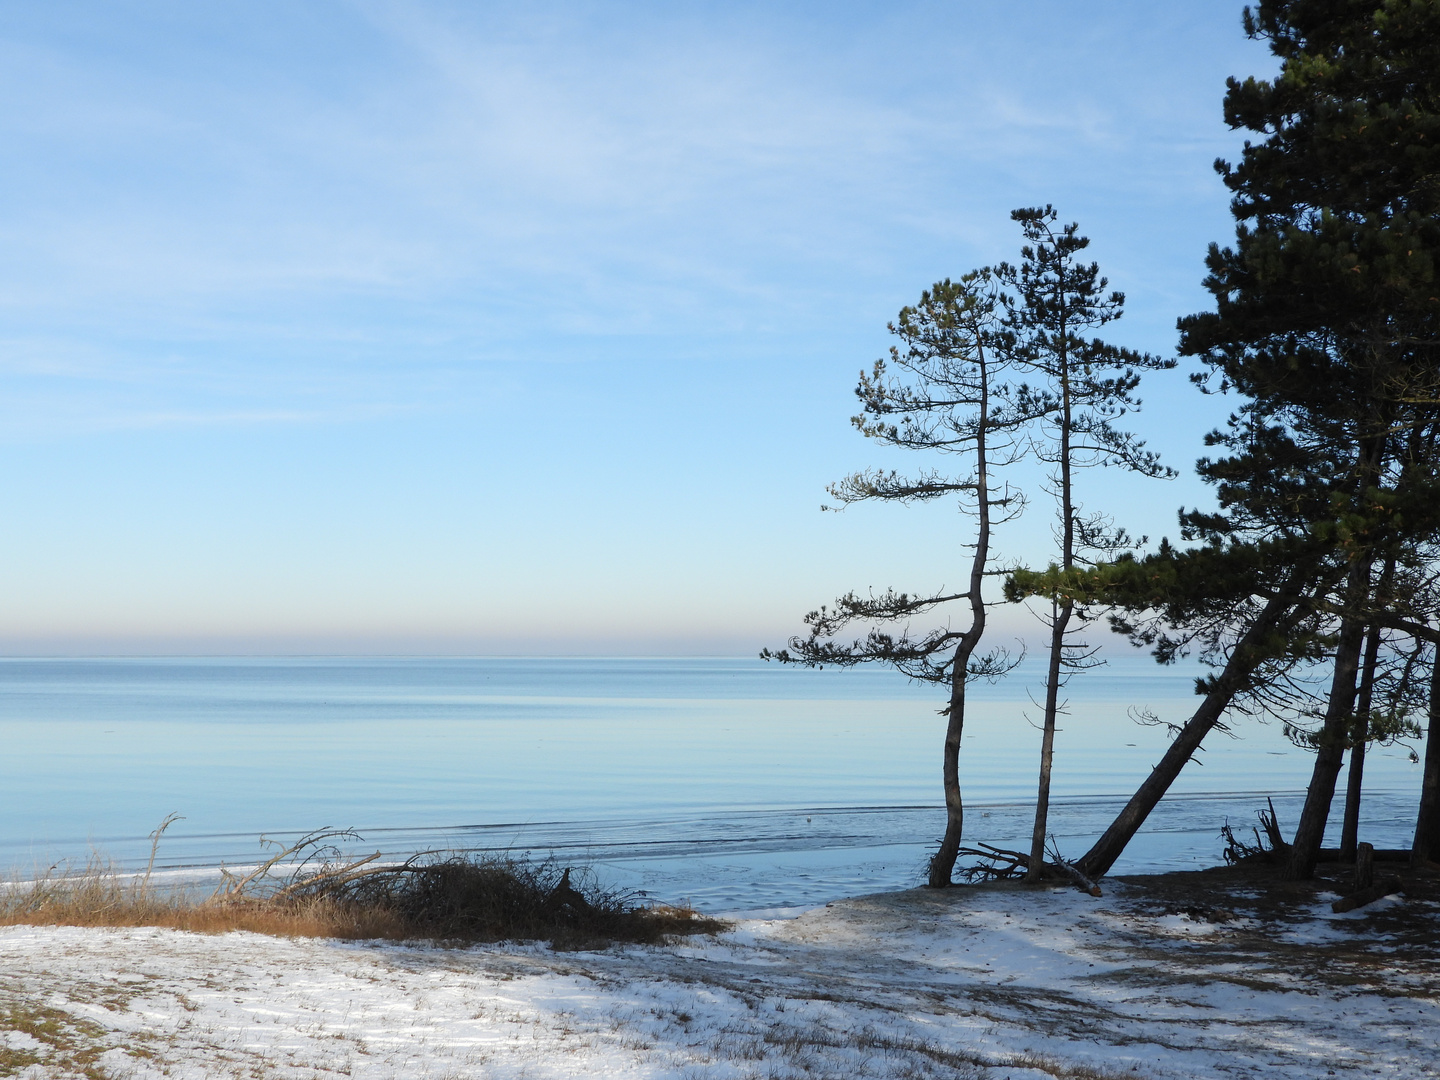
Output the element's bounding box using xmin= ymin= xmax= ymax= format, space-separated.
xmin=1339 ymin=623 xmax=1382 ymax=862
xmin=1028 ymin=320 xmax=1073 ymax=883
xmin=929 ymin=339 xmax=994 ymax=888
xmin=1412 ymin=646 xmax=1440 ymax=865
xmin=1027 ymin=599 xmax=1072 ymax=879
xmin=931 ymin=670 xmax=971 ymax=886
xmin=1287 ymin=434 xmax=1387 ymax=881
xmin=1285 ymin=563 xmax=1370 ymax=879
xmin=1076 ymin=589 xmax=1295 ymax=879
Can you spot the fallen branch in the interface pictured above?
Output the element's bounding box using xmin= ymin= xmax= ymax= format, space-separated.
xmin=271 ymin=852 xmax=386 ymax=900
xmin=957 ymin=840 xmax=1102 ymax=895
xmin=955 ymin=843 xmax=1030 ymax=881
xmin=1331 ymin=875 xmax=1403 ymax=914
xmin=1047 ymin=842 xmax=1102 ymax=897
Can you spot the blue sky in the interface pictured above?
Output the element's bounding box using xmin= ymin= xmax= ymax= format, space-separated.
xmin=0 ymin=2 xmax=1274 ymax=654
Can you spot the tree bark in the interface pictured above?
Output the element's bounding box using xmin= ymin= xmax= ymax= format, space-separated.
xmin=1411 ymin=646 xmax=1440 ymax=865
xmin=1076 ymin=589 xmax=1295 ymax=879
xmin=1027 ymin=599 xmax=1072 ymax=879
xmin=931 ymin=662 xmax=974 ymax=886
xmin=1028 ymin=315 xmax=1074 ymax=883
xmin=1285 ymin=561 xmax=1370 ymax=879
xmin=929 ymin=340 xmax=994 ymax=888
xmin=1286 ymin=430 xmax=1390 ymax=880
xmin=1339 ymin=623 xmax=1382 ymax=862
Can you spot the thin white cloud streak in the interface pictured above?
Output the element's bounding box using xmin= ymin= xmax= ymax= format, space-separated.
xmin=1 ymin=2 xmax=1259 ymax=318
xmin=0 ymin=2 xmax=1279 ymax=649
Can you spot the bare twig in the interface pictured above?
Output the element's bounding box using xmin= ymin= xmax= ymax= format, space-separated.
xmin=142 ymin=813 xmax=184 ymax=892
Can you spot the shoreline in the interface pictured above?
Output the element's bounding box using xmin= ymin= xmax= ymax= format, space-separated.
xmin=6 ymin=786 xmax=1425 ymax=918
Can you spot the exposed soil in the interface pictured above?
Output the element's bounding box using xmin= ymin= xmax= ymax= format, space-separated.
xmin=1108 ymin=858 xmax=1440 ymax=996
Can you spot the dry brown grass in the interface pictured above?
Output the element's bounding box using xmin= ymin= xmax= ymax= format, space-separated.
xmin=0 ymin=823 xmax=725 ymax=946
xmin=0 ymin=854 xmax=407 ymax=939
xmin=0 ymin=1000 xmax=114 ymax=1079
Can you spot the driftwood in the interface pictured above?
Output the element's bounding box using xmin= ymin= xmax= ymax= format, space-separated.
xmin=211 ymin=828 xmax=365 ymax=902
xmin=1221 ymin=797 xmax=1291 ymax=865
xmin=1048 ymin=847 xmax=1103 ymax=897
xmin=272 ymin=852 xmax=385 ymax=899
xmin=956 ymin=841 xmax=1101 ymax=895
xmin=1259 ymin=797 xmax=1287 ymax=851
xmin=955 ymin=843 xmax=1031 ymax=881
xmin=1331 ymin=875 xmax=1403 ymax=913
xmin=1318 ymin=847 xmax=1411 ymax=863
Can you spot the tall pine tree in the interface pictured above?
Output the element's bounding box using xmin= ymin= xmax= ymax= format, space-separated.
xmin=997 ymin=207 xmax=1174 ymax=881
xmin=1010 ymin=0 xmax=1440 ymax=879
xmin=1177 ymin=0 xmax=1440 ymax=878
xmin=764 ymin=273 xmax=1029 ymax=886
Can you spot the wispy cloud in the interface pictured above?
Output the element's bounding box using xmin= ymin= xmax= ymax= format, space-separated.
xmin=0 ymin=2 xmax=1274 ymax=648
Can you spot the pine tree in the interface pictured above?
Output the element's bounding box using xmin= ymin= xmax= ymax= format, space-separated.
xmin=1010 ymin=1 xmax=1440 ymax=879
xmin=996 ymin=207 xmax=1174 ymax=881
xmin=763 ymin=272 xmax=1028 ymax=886
xmin=1178 ymin=0 xmax=1440 ymax=879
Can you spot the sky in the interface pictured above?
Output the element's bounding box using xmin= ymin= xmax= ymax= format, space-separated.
xmin=0 ymin=1 xmax=1277 ymax=655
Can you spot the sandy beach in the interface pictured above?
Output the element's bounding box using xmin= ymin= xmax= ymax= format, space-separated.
xmin=3 ymin=866 xmax=1436 ymax=1079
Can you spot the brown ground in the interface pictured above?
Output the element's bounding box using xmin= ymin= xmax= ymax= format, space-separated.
xmin=1108 ymin=857 xmax=1440 ymax=996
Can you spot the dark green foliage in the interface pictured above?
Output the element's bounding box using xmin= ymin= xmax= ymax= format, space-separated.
xmin=1182 ymin=0 xmax=1440 ymax=542
xmin=1186 ymin=1 xmax=1440 ymax=878
xmin=1188 ymin=0 xmax=1440 ymax=390
xmin=1007 ymin=2 xmax=1440 ymax=878
xmin=1008 ymin=537 xmax=1331 ymax=716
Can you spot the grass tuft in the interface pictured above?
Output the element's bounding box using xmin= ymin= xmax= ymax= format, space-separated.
xmin=1 ymin=822 xmax=725 ymax=947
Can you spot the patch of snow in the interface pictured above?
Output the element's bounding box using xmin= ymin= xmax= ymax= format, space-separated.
xmin=0 ymin=883 xmax=1434 ymax=1079
xmin=717 ymin=904 xmax=818 ymax=921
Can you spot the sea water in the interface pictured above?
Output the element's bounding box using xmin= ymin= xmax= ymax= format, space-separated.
xmin=0 ymin=655 xmax=1423 ymax=911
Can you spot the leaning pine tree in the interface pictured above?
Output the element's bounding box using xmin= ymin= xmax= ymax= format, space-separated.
xmin=763 ymin=272 xmax=1027 ymax=887
xmin=1175 ymin=0 xmax=1440 ymax=878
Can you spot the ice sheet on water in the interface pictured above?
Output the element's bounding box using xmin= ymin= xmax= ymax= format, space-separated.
xmin=3 ymin=657 xmax=1422 ymax=911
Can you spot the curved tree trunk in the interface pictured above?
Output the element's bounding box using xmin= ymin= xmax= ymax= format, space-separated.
xmin=1075 ymin=588 xmax=1295 ymax=879
xmin=930 ymin=652 xmax=974 ymax=887
xmin=929 ymin=340 xmax=994 ymax=888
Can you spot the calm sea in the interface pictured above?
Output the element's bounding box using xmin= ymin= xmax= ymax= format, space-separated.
xmin=0 ymin=656 xmax=1422 ymax=912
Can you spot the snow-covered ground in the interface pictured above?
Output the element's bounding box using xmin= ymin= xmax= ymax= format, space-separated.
xmin=3 ymin=878 xmax=1435 ymax=1079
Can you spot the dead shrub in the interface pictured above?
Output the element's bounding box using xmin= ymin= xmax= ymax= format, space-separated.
xmin=288 ymin=853 xmax=723 ymax=946
xmin=1 ymin=819 xmax=725 ymax=946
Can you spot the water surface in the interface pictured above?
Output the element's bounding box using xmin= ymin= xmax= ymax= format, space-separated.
xmin=0 ymin=656 xmax=1422 ymax=910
